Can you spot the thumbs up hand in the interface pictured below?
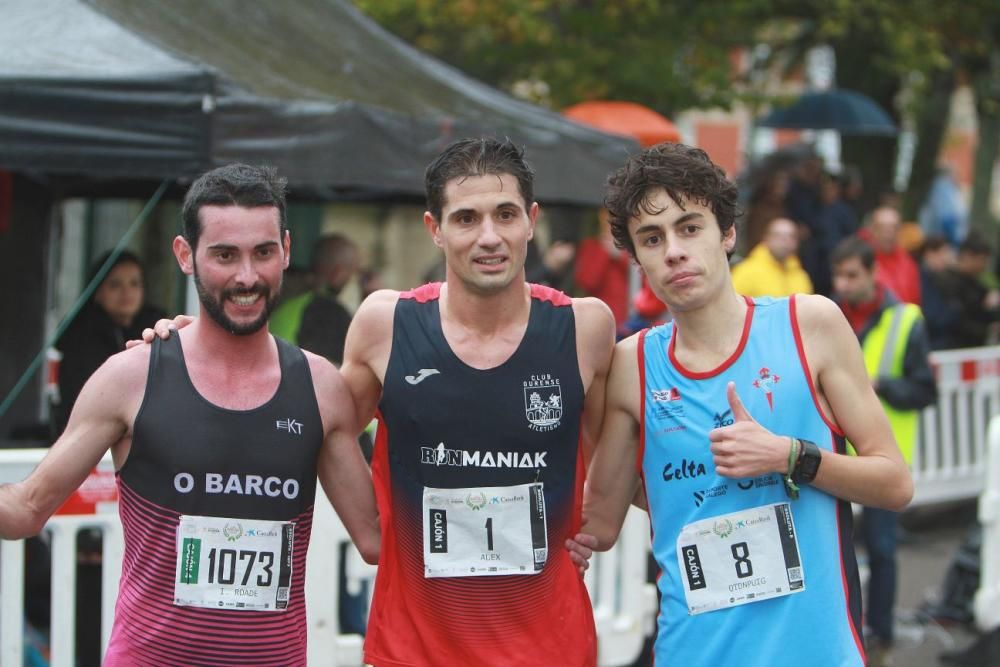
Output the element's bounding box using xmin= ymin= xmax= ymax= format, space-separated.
xmin=708 ymin=382 xmax=790 ymax=479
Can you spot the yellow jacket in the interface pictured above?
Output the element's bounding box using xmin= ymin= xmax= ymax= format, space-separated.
xmin=731 ymin=244 xmax=813 ymax=297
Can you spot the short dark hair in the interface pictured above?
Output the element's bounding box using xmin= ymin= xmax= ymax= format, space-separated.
xmin=918 ymin=234 xmax=951 ymax=259
xmin=959 ymin=230 xmax=993 ymax=257
xmin=604 ymin=143 xmax=739 ymax=258
xmin=181 ymin=163 xmax=288 ymax=250
xmin=87 ymin=249 xmax=144 ymax=288
xmin=831 ymin=235 xmax=875 ymax=271
xmin=424 ymin=138 xmax=535 ymax=221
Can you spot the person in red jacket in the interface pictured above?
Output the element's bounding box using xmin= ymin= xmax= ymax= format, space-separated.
xmin=575 ymin=210 xmax=632 ymax=330
xmin=858 ymin=206 xmax=922 ymax=305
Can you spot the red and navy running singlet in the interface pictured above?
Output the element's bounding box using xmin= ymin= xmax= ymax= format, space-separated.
xmin=364 ymin=283 xmax=596 ymax=666
xmin=105 ymin=335 xmax=323 ymax=666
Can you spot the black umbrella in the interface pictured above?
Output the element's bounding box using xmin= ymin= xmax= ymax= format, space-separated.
xmin=757 ymin=89 xmax=897 ymax=136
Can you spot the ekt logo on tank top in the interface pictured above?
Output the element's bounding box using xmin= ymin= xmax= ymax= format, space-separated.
xmin=523 ymin=373 xmax=562 ymax=432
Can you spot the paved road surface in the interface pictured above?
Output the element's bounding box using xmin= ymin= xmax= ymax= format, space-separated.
xmin=867 ymin=502 xmax=983 ymax=667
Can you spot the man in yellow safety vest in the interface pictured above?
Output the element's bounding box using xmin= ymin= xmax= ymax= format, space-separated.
xmin=831 ymin=236 xmax=937 ymax=664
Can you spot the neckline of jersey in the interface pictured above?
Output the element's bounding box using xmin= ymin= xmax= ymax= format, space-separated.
xmin=667 ymin=295 xmax=755 ymax=380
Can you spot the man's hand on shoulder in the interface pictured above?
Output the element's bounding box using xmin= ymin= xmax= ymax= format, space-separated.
xmin=125 ymin=314 xmax=194 ymax=348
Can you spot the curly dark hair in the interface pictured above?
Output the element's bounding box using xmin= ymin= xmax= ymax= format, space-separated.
xmin=604 ymin=143 xmax=740 ymax=258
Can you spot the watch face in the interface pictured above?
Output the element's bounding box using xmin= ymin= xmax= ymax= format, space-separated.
xmin=795 ymin=440 xmax=821 ymax=483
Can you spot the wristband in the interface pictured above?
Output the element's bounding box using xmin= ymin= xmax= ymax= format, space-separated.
xmin=783 ymin=437 xmax=800 ymax=500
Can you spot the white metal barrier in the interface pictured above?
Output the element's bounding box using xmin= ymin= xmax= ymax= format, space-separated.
xmin=0 ymin=449 xmax=656 ymax=667
xmin=911 ymin=345 xmax=1000 ymax=506
xmin=973 ymin=414 xmax=1000 ymax=632
xmin=3 ymin=346 xmax=996 ymax=665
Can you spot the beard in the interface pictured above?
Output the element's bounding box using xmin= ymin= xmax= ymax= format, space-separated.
xmin=193 ymin=268 xmax=280 ymax=336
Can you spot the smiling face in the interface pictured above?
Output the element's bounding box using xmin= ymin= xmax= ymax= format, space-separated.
xmin=174 ymin=204 xmax=290 ymax=335
xmin=628 ymin=189 xmax=736 ymax=313
xmin=424 ymin=172 xmax=537 ymax=296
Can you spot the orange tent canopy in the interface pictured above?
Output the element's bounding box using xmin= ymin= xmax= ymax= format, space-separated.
xmin=563 ymin=100 xmax=681 ymax=147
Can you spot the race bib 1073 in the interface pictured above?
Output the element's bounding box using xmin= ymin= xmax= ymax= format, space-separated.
xmin=174 ymin=515 xmax=294 ymax=612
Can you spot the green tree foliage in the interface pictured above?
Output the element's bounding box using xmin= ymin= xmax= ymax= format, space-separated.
xmin=355 ymin=0 xmax=997 ymax=224
xmin=353 ymin=0 xmax=767 ymax=114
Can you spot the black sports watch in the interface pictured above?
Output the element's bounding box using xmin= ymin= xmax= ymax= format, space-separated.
xmin=792 ymin=439 xmax=822 ymax=484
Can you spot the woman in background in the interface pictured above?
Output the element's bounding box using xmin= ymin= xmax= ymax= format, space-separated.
xmin=54 ymin=250 xmax=166 ymax=434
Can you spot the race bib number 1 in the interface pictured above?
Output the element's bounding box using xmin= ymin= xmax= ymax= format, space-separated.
xmin=676 ymin=502 xmax=805 ymax=615
xmin=423 ymin=483 xmax=547 ymax=578
xmin=174 ymin=515 xmax=294 ymax=612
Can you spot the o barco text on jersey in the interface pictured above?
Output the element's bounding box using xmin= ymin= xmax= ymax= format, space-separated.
xmin=173 ymin=472 xmax=301 ymax=499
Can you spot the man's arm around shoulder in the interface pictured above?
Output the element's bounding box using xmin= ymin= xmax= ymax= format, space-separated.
xmin=307 ymin=352 xmax=380 ymax=564
xmin=580 ymin=333 xmax=644 ymax=551
xmin=0 ymin=345 xmax=150 ymax=539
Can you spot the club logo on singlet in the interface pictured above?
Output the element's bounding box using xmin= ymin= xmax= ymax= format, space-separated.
xmin=523 ymin=373 xmax=562 ymax=432
xmin=752 ymin=367 xmax=781 ymax=411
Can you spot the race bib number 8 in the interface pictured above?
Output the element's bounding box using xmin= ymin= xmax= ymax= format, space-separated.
xmin=676 ymin=502 xmax=805 ymax=615
xmin=423 ymin=482 xmax=547 ymax=578
xmin=174 ymin=515 xmax=294 ymax=612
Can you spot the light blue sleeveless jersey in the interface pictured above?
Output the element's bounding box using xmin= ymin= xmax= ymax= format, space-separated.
xmin=640 ymin=296 xmax=864 ymax=666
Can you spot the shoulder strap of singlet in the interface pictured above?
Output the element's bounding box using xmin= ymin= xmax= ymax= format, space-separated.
xmin=636 ymin=327 xmax=649 ymax=476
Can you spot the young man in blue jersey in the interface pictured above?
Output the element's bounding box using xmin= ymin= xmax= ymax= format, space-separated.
xmin=568 ymin=143 xmax=913 ymax=666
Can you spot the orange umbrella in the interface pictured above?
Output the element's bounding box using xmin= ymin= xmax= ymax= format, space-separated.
xmin=563 ymin=100 xmax=681 ymax=147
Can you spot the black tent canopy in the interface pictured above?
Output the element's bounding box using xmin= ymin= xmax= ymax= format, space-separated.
xmin=0 ymin=0 xmax=636 ymax=203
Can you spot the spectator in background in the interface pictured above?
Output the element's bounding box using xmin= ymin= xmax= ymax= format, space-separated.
xmin=731 ymin=217 xmax=813 ymax=297
xmin=841 ymin=165 xmax=865 ymax=221
xmin=858 ymin=206 xmax=922 ymax=306
xmin=270 ymin=233 xmax=359 ymax=365
xmin=947 ymin=231 xmax=1000 ymax=348
xmin=54 ymin=250 xmax=166 ymax=434
xmin=742 ymin=169 xmax=789 ymax=254
xmin=527 ymin=236 xmax=576 ymax=288
xmin=786 ymin=156 xmax=827 ymax=296
xmin=831 ymin=237 xmax=937 ymax=664
xmin=575 ymin=209 xmax=631 ymax=331
xmin=818 ymin=171 xmax=860 ymax=248
xmin=785 ymin=153 xmax=824 ymax=231
xmin=920 ymin=166 xmax=968 ymax=247
xmin=916 ymin=236 xmax=962 ymax=350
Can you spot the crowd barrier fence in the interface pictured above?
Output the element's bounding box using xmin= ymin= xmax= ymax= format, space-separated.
xmin=973 ymin=414 xmax=1000 ymax=631
xmin=1 ymin=344 xmax=997 ymax=665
